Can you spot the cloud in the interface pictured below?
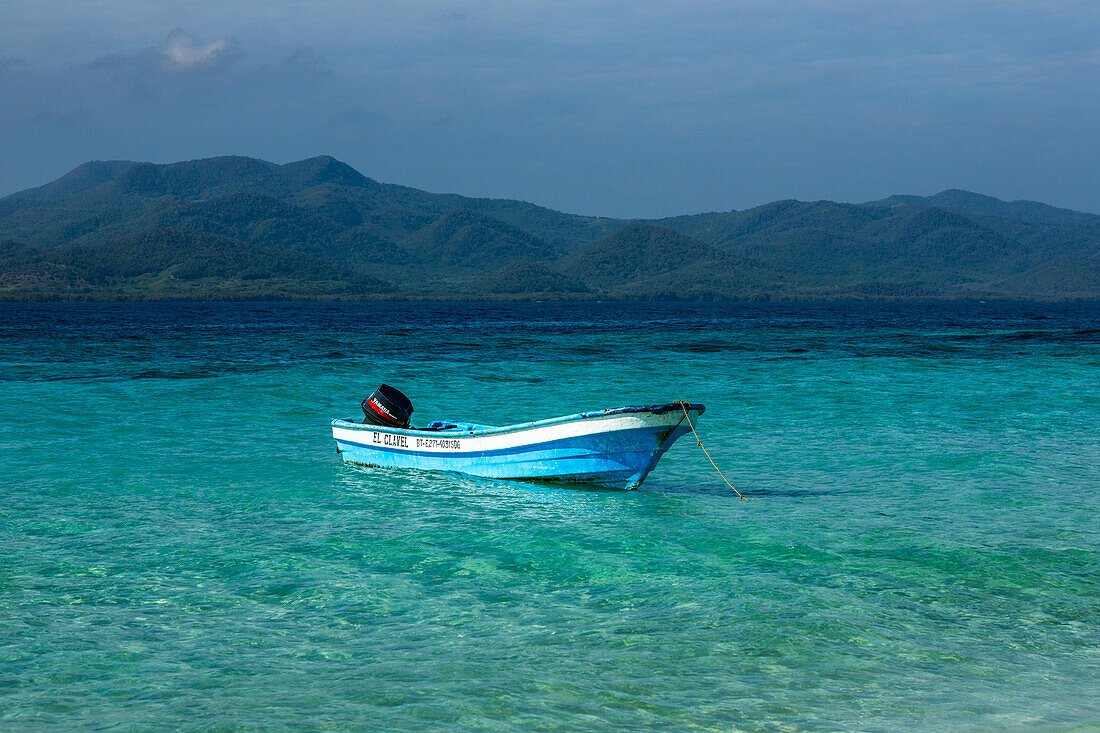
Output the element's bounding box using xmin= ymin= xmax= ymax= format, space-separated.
xmin=162 ymin=29 xmax=237 ymax=70
xmin=89 ymin=30 xmax=239 ymax=76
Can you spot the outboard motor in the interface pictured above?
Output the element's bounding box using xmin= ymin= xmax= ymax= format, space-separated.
xmin=361 ymin=384 xmax=414 ymax=428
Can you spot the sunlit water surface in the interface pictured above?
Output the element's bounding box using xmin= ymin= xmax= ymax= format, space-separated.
xmin=1 ymin=302 xmax=1098 ymax=730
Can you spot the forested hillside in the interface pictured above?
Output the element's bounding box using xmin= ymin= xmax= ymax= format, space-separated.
xmin=1 ymin=156 xmax=1097 ymax=300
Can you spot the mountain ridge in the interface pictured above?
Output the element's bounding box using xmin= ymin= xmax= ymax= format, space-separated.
xmin=1 ymin=155 xmax=1097 ymax=301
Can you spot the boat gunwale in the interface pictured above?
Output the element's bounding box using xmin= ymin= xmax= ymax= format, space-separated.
xmin=331 ymin=402 xmax=705 ymax=438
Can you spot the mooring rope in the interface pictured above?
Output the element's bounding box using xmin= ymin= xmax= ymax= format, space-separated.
xmin=677 ymin=401 xmax=752 ymax=501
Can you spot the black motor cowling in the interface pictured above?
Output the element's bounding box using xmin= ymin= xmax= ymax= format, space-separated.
xmin=361 ymin=384 xmax=414 ymax=428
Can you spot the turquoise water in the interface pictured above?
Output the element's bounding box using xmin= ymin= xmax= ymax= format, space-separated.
xmin=2 ymin=302 xmax=1098 ymax=730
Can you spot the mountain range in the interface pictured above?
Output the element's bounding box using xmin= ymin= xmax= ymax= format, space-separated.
xmin=1 ymin=155 xmax=1097 ymax=300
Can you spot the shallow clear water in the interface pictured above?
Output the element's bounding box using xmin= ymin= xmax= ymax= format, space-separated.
xmin=1 ymin=302 xmax=1098 ymax=730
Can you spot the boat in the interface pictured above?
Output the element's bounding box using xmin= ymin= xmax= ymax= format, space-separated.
xmin=331 ymin=401 xmax=706 ymax=490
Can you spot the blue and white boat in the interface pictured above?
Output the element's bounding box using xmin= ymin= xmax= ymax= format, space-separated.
xmin=331 ymin=402 xmax=705 ymax=490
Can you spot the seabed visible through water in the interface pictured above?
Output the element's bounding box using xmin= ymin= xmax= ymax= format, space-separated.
xmin=1 ymin=301 xmax=1098 ymax=730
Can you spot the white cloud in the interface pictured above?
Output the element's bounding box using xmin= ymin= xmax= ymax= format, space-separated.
xmin=161 ymin=30 xmax=235 ymax=70
xmin=86 ymin=30 xmax=240 ymax=78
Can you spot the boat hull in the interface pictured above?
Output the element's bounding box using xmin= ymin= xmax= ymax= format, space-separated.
xmin=331 ymin=403 xmax=704 ymax=490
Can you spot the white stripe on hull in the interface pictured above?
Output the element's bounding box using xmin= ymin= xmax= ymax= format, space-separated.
xmin=332 ymin=410 xmax=694 ymax=456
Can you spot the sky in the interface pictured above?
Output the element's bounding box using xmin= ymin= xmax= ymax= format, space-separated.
xmin=1 ymin=1 xmax=1097 ymax=217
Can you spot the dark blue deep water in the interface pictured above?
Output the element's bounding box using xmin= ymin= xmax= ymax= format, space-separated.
xmin=2 ymin=301 xmax=1099 ymax=730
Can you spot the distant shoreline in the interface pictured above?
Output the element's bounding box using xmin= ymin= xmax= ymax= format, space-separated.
xmin=4 ymin=294 xmax=1099 ymax=305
